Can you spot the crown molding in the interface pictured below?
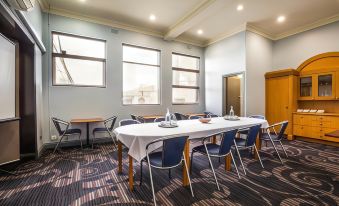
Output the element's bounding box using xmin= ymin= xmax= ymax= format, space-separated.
xmin=36 ymin=0 xmax=48 ymax=11
xmin=274 ymin=13 xmax=339 ymax=40
xmin=245 ymin=24 xmax=275 ymax=40
xmin=203 ymin=23 xmax=247 ymax=47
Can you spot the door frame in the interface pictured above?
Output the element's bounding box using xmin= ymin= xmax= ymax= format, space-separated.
xmin=222 ymin=72 xmax=246 ymax=116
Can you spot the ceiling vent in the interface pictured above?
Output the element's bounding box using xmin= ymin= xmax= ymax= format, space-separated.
xmin=7 ymin=0 xmax=35 ymax=11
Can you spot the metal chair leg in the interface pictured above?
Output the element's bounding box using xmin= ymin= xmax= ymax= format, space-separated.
xmin=140 ymin=160 xmax=143 ymax=186
xmin=183 ymin=152 xmax=194 ymax=197
xmin=53 ymin=134 xmax=65 ymax=153
xmin=168 ymin=169 xmax=171 ymax=179
xmin=268 ymin=134 xmax=283 ymax=164
xmin=92 ymin=132 xmax=95 ymax=149
xmin=230 ymin=152 xmax=241 ymax=179
xmin=190 ymin=151 xmax=194 ymax=174
xmin=206 ymin=151 xmax=220 ymax=190
xmin=108 ymin=131 xmax=118 ymax=150
xmin=254 ymin=145 xmax=264 ymax=169
xmin=279 ymin=141 xmax=288 ymax=157
xmin=79 ymin=133 xmax=83 ymax=150
xmin=233 ymin=140 xmax=246 ymax=175
xmin=147 ymin=155 xmax=157 ymax=206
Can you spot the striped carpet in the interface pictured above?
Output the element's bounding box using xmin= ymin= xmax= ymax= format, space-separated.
xmin=0 ymin=140 xmax=338 ymax=206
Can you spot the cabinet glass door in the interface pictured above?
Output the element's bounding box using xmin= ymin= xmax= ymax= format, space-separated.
xmin=318 ymin=74 xmax=333 ymax=97
xmin=300 ymin=76 xmax=312 ymax=97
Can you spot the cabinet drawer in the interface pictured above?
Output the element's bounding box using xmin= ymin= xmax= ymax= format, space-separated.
xmin=293 ymin=115 xmax=316 ymax=125
xmin=293 ymin=125 xmax=319 ymax=138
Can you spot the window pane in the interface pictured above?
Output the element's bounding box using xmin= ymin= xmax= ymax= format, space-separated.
xmin=123 ymin=45 xmax=159 ymax=65
xmin=173 ymin=88 xmax=198 ymax=104
xmin=52 ymin=33 xmax=105 ymax=58
xmin=172 ymin=54 xmax=199 ymax=70
xmin=123 ymin=63 xmax=159 ymax=104
xmin=54 ymin=57 xmax=104 ymax=86
xmin=173 ymin=70 xmax=198 ymax=86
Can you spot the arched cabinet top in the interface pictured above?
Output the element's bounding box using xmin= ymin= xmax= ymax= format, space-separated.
xmin=297 ymin=52 xmax=339 ymax=74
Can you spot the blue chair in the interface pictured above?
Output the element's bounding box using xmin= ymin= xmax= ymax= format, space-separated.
xmin=191 ymin=129 xmax=240 ymax=190
xmin=52 ymin=117 xmax=82 ymax=153
xmin=261 ymin=121 xmax=289 ymax=164
xmin=238 ymin=115 xmax=266 ymax=135
xmin=154 ymin=117 xmax=165 ymax=122
xmin=140 ymin=136 xmax=194 ymax=205
xmin=92 ymin=116 xmax=117 ymax=149
xmin=233 ymin=124 xmax=264 ymax=175
xmin=174 ymin=112 xmax=188 ymax=120
xmin=207 ymin=113 xmax=220 ymax=118
xmin=189 ymin=115 xmax=202 ymax=120
xmin=119 ymin=119 xmax=141 ymax=126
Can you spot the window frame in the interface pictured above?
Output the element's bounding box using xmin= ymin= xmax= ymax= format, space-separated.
xmin=51 ymin=31 xmax=107 ymax=88
xmin=172 ymin=52 xmax=200 ymax=105
xmin=122 ymin=43 xmax=161 ymax=105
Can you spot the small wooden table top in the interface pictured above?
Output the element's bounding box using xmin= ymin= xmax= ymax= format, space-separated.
xmin=325 ymin=130 xmax=339 ymax=138
xmin=70 ymin=118 xmax=104 ymax=123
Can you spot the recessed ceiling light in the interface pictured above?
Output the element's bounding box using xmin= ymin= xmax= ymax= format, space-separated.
xmin=149 ymin=14 xmax=156 ymax=21
xmin=197 ymin=29 xmax=203 ymax=35
xmin=79 ymin=0 xmax=86 ymax=2
xmin=237 ymin=4 xmax=243 ymax=11
xmin=277 ymin=15 xmax=286 ymax=23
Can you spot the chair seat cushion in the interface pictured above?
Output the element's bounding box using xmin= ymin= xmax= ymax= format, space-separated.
xmin=192 ymin=143 xmax=220 ymax=155
xmin=93 ymin=127 xmax=108 ymax=133
xmin=238 ymin=129 xmax=249 ymax=135
xmin=234 ymin=138 xmax=247 ymax=147
xmin=64 ymin=128 xmax=81 ymax=135
xmin=261 ymin=133 xmax=281 ymax=141
xmin=148 ymin=152 xmax=163 ymax=167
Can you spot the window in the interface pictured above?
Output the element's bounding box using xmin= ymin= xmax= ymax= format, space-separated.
xmin=122 ymin=44 xmax=160 ymax=105
xmin=172 ymin=53 xmax=200 ymax=104
xmin=52 ymin=32 xmax=106 ymax=87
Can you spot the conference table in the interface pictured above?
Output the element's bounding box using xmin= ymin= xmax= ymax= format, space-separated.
xmin=114 ymin=117 xmax=268 ymax=191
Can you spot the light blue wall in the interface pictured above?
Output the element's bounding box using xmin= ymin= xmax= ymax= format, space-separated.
xmin=204 ymin=32 xmax=246 ymax=115
xmin=246 ymin=31 xmax=273 ymax=116
xmin=42 ymin=14 xmax=205 ymax=143
xmin=273 ymin=21 xmax=339 ymax=70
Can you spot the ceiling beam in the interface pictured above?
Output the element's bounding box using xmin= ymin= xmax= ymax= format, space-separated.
xmin=164 ymin=0 xmax=227 ymax=41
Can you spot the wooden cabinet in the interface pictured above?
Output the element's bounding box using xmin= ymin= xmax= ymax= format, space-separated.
xmin=298 ymin=73 xmax=336 ymax=100
xmin=336 ymin=71 xmax=339 ymax=100
xmin=265 ymin=69 xmax=298 ymax=140
xmin=293 ymin=113 xmax=339 ymax=142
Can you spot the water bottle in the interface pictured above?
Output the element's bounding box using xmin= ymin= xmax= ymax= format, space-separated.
xmin=229 ymin=106 xmax=234 ymax=117
xmin=165 ymin=108 xmax=171 ymax=124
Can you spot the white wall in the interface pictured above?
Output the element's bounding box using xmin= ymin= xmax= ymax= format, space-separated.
xmin=273 ymin=21 xmax=339 ymax=70
xmin=245 ymin=31 xmax=273 ymax=116
xmin=42 ymin=14 xmax=205 ymax=144
xmin=204 ymin=32 xmax=246 ymax=115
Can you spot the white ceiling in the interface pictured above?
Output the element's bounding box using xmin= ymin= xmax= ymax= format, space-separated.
xmin=40 ymin=0 xmax=339 ymax=46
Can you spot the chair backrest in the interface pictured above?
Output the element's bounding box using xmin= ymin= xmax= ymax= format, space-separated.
xmin=136 ymin=116 xmax=145 ymax=123
xmin=245 ymin=124 xmax=262 ymax=146
xmin=219 ymin=129 xmax=238 ymax=155
xmin=174 ymin=112 xmax=188 ymax=120
xmin=51 ymin=117 xmax=69 ymax=136
xmin=147 ymin=136 xmax=189 ymax=168
xmin=130 ymin=114 xmax=137 ymax=120
xmin=154 ymin=117 xmax=165 ymax=122
xmin=105 ymin=116 xmax=117 ymax=131
xmin=249 ymin=115 xmax=265 ymax=120
xmin=189 ymin=115 xmax=201 ymax=120
xmin=119 ymin=119 xmax=140 ymax=126
xmin=277 ymin=121 xmax=289 ymax=140
xmin=207 ymin=113 xmax=219 ymax=118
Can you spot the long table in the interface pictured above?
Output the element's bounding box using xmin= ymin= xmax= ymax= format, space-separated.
xmin=114 ymin=117 xmax=268 ymax=191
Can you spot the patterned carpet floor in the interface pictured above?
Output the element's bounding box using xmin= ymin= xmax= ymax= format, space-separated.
xmin=0 ymin=140 xmax=338 ymax=206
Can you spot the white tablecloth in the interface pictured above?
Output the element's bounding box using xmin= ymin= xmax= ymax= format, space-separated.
xmin=114 ymin=117 xmax=269 ymax=162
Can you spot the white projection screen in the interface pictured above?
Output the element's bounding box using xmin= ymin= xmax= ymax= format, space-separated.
xmin=0 ymin=34 xmax=16 ymax=120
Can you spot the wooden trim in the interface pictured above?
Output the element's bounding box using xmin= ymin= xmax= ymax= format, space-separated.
xmin=52 ymin=31 xmax=106 ymax=42
xmin=122 ymin=43 xmax=161 ymax=52
xmin=0 ymin=117 xmax=20 ymax=123
xmin=123 ymin=60 xmax=159 ymax=67
xmin=265 ymin=68 xmax=299 ymax=79
xmin=52 ymin=53 xmax=106 ymax=62
xmin=172 ymin=67 xmax=200 ymax=73
xmin=172 ymin=85 xmax=199 ymax=89
xmin=297 ymin=52 xmax=339 ymax=72
xmin=172 ymin=52 xmax=200 ymax=59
